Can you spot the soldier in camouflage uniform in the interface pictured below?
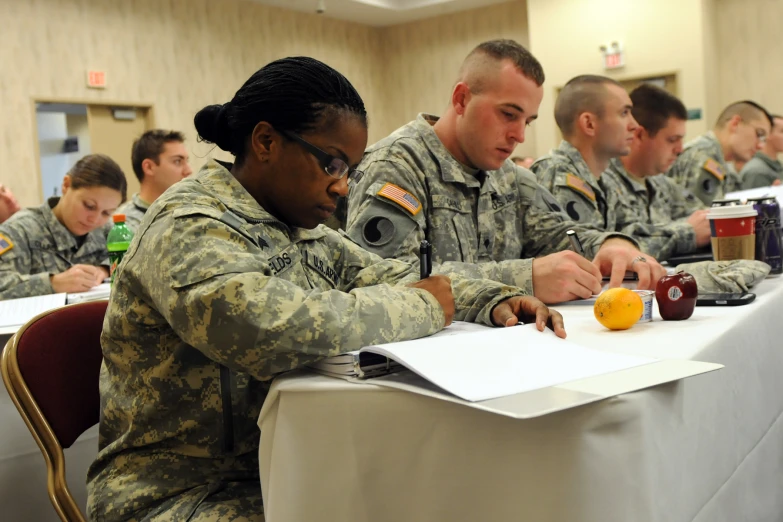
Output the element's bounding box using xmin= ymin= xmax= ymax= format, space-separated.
xmin=347 ymin=41 xmax=666 ymax=305
xmin=116 ymin=130 xmax=192 ymax=231
xmin=88 ymin=57 xmax=565 ymax=522
xmin=666 ymin=101 xmax=772 ymax=205
xmin=0 ymin=154 xmax=126 ymax=299
xmin=740 ymin=114 xmax=783 ymax=189
xmin=531 ymin=76 xmax=694 ymax=262
xmin=598 ymin=85 xmax=712 ymax=261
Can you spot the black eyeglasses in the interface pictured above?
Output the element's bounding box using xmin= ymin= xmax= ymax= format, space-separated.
xmin=281 ymin=130 xmax=364 ymax=184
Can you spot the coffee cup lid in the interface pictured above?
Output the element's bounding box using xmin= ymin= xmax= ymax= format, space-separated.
xmin=706 ymin=204 xmax=757 ymax=220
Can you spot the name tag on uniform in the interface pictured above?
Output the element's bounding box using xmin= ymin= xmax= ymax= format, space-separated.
xmin=490 ymin=192 xmax=517 ymax=210
xmin=304 ymin=251 xmax=340 ymax=287
xmin=267 ymin=245 xmax=298 ymax=277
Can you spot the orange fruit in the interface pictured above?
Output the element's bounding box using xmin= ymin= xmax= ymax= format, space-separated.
xmin=594 ymin=288 xmax=644 ymax=330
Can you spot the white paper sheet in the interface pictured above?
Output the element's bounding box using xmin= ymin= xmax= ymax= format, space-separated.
xmin=0 ymin=293 xmax=66 ymax=328
xmin=360 ymin=324 xmax=656 ymax=402
xmin=66 ymin=283 xmax=111 ymax=304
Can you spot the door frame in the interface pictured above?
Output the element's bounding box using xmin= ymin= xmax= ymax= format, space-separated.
xmin=30 ymin=97 xmax=156 ymax=201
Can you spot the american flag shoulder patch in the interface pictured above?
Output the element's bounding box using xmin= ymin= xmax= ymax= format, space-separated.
xmin=702 ymin=159 xmax=725 ymax=181
xmin=0 ymin=233 xmax=13 ymax=256
xmin=376 ymin=182 xmax=422 ymax=215
xmin=565 ymin=173 xmax=596 ymax=202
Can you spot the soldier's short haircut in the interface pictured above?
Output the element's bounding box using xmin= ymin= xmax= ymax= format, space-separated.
xmin=458 ymin=39 xmax=545 ymax=93
xmin=131 ymin=130 xmax=186 ymax=182
xmin=554 ymin=75 xmax=623 ymax=138
xmin=194 ymin=56 xmax=367 ymax=166
xmin=715 ymin=101 xmax=773 ymax=129
xmin=629 ymin=84 xmax=687 ymax=137
xmin=67 ymin=154 xmax=128 ymax=203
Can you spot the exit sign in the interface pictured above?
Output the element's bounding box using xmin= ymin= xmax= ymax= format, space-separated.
xmin=86 ymin=70 xmax=106 ymax=89
xmin=604 ymin=52 xmax=624 ymax=70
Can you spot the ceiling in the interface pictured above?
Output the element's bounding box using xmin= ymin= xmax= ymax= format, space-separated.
xmin=245 ymin=0 xmax=516 ymax=27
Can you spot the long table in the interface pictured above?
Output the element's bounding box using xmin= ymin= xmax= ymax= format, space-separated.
xmin=258 ymin=278 xmax=783 ymax=522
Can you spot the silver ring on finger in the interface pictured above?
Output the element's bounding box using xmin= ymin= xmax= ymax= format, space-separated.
xmin=631 ymin=255 xmax=647 ymax=266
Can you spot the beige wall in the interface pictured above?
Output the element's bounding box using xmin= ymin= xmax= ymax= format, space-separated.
xmin=715 ymin=0 xmax=783 ymax=117
xmin=1 ymin=0 xmax=383 ymax=207
xmin=377 ymin=0 xmax=534 ymax=157
xmin=527 ymin=0 xmax=712 ymax=157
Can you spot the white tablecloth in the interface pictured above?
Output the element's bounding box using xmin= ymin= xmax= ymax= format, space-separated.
xmin=258 ymin=278 xmax=783 ymax=522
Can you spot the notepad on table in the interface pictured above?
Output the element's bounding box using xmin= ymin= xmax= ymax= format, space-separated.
xmin=310 ymin=322 xmax=655 ymax=402
xmin=66 ymin=283 xmax=112 ymax=304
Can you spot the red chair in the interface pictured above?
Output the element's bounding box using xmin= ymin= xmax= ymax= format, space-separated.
xmin=1 ymin=300 xmax=108 ymax=522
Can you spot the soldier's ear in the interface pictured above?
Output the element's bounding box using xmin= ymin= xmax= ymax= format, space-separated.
xmin=578 ymin=112 xmax=597 ymax=137
xmin=452 ymin=82 xmax=471 ymax=115
xmin=727 ymin=115 xmax=742 ymax=133
xmin=251 ymin=122 xmax=276 ymax=163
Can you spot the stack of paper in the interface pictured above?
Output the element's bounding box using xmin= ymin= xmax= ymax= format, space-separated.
xmin=66 ymin=283 xmax=111 ymax=304
xmin=0 ymin=293 xmax=66 ymax=331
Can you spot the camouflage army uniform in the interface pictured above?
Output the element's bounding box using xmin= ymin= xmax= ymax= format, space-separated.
xmin=666 ymin=132 xmax=740 ymax=206
xmin=88 ymin=159 xmax=525 ymax=522
xmin=115 ymin=193 xmax=150 ymax=232
xmin=740 ymin=152 xmax=783 ymax=189
xmin=0 ymin=198 xmax=109 ymax=299
xmin=533 ymin=142 xmax=694 ymax=261
xmin=345 ymin=114 xmax=627 ymax=296
xmin=602 ymin=159 xmax=699 ymax=260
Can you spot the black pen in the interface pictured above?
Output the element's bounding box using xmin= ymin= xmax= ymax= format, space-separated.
xmin=54 ymin=251 xmax=73 ymax=268
xmin=419 ymin=240 xmax=432 ymax=279
xmin=566 ymin=230 xmax=585 ymax=257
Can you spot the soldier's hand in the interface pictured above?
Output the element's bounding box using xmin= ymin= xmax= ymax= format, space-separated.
xmin=491 ymin=296 xmax=566 ymax=338
xmin=773 ymin=180 xmax=782 ymax=186
xmin=594 ymin=239 xmax=666 ymax=290
xmin=687 ymin=209 xmax=711 ymax=247
xmin=531 ymin=251 xmax=602 ymax=303
xmin=408 ymin=275 xmax=455 ymax=326
xmin=51 ymin=265 xmax=104 ymax=293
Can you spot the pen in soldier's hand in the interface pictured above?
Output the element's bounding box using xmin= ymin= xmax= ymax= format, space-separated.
xmin=419 ymin=240 xmax=432 ymax=279
xmin=566 ymin=229 xmax=586 ymax=257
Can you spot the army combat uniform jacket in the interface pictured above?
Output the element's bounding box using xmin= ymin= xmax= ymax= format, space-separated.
xmin=345 ymin=114 xmax=625 ymax=296
xmin=87 ymin=159 xmax=524 ymax=521
xmin=0 ymin=198 xmax=109 ymax=300
xmin=533 ymin=141 xmax=699 ymax=261
xmin=665 ymin=131 xmax=739 ymax=207
xmin=115 ymin=193 xmax=150 ymax=232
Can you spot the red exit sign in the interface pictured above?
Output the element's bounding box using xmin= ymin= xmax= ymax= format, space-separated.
xmin=86 ymin=70 xmax=106 ymax=89
xmin=604 ymin=52 xmax=624 ymax=69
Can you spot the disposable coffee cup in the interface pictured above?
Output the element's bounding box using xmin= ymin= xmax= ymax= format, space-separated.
xmin=706 ymin=204 xmax=756 ymax=261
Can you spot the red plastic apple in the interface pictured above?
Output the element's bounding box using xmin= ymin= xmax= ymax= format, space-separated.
xmin=655 ymin=272 xmax=698 ymax=321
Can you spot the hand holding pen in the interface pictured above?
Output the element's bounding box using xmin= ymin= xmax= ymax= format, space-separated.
xmin=407 ymin=240 xmax=454 ymax=326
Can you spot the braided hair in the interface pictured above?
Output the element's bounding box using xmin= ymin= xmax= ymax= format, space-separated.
xmin=194 ymin=56 xmax=367 ymax=165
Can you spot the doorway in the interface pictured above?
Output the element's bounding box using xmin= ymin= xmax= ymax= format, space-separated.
xmin=33 ymin=100 xmax=154 ymax=201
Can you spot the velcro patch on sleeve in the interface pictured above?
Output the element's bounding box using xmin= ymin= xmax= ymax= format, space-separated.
xmin=0 ymin=233 xmax=13 ymax=256
xmin=702 ymin=159 xmax=725 ymax=181
xmin=565 ymin=173 xmax=596 ymax=202
xmin=376 ymin=182 xmax=422 ymax=215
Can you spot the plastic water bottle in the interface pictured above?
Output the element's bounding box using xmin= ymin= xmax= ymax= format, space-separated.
xmin=107 ymin=214 xmax=134 ymax=283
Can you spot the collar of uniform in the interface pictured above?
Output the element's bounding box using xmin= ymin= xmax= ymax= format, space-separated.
xmin=607 ymin=158 xmax=647 ymax=194
xmin=41 ymin=198 xmax=81 ymax=253
xmin=414 ymin=113 xmax=482 ymax=188
xmin=196 ymin=159 xmax=329 ymax=241
xmin=132 ymin=193 xmax=150 ymax=211
xmin=554 ymin=140 xmax=601 ymax=181
xmin=196 ymin=159 xmax=279 ymax=223
xmin=755 ymin=151 xmax=783 ymax=172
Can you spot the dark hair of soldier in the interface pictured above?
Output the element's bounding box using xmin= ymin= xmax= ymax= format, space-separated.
xmin=67 ymin=153 xmax=128 ymax=202
xmin=715 ymin=100 xmax=774 ymax=129
xmin=629 ymin=84 xmax=687 ymax=137
xmin=553 ymin=74 xmax=622 ymax=138
xmin=131 ymin=129 xmax=186 ymax=182
xmin=193 ymin=56 xmax=368 ymax=166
